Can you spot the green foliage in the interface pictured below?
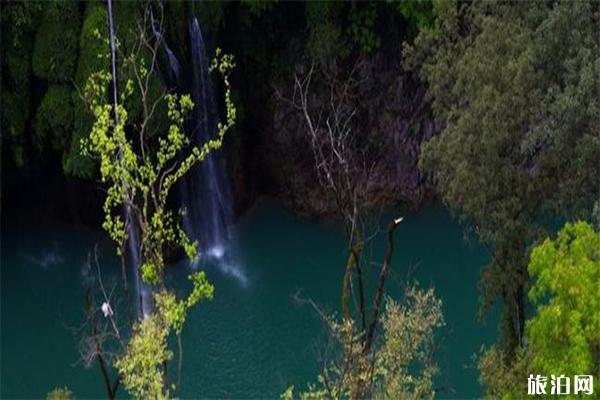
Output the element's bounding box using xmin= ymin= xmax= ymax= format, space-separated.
xmin=82 ymin=25 xmax=235 ymax=395
xmin=115 ymin=313 xmax=172 ymax=400
xmin=35 ymin=85 xmax=73 ymax=152
xmin=374 ymin=289 xmax=444 ymax=399
xmin=1 ymin=90 xmax=27 ymax=168
xmin=154 ymin=271 xmax=214 ymax=336
xmin=281 ymin=385 xmax=294 ymax=400
xmin=294 ymin=287 xmax=444 ymax=399
xmin=479 ymin=221 xmax=600 ymax=398
xmin=241 ymin=0 xmax=277 ymax=17
xmin=31 ymin=1 xmax=80 ymax=83
xmin=113 ymin=2 xmax=142 ymax=52
xmin=305 ymin=2 xmax=347 ymax=63
xmin=83 ymin=73 xmax=192 ymax=283
xmin=66 ymin=3 xmax=109 ymax=178
xmin=305 ymin=1 xmax=383 ymax=59
xmin=116 ymin=265 xmax=216 ymax=399
xmin=348 ymin=3 xmax=380 ymax=54
xmin=117 ymin=272 xmax=214 ymax=398
xmin=527 ymin=221 xmax=600 ymax=378
xmin=74 ymin=4 xmax=109 ymax=86
xmin=406 ymin=0 xmax=600 ymax=352
xmin=2 ymin=1 xmax=42 ymax=47
xmin=478 ymin=345 xmax=528 ymax=399
xmin=46 ymin=387 xmax=74 ymax=400
xmin=395 ymin=0 xmax=439 ymax=32
xmin=1 ymin=1 xmax=39 ymax=167
xmin=186 ymin=271 xmax=215 ymax=308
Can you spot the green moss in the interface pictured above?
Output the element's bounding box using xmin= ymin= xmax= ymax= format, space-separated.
xmin=240 ymin=0 xmax=276 ymax=17
xmin=74 ymin=3 xmax=108 ymax=86
xmin=35 ymin=85 xmax=73 ymax=151
xmin=164 ymin=1 xmax=188 ymax=58
xmin=31 ymin=1 xmax=81 ymax=83
xmin=195 ymin=2 xmax=227 ymax=34
xmin=2 ymin=1 xmax=42 ymax=47
xmin=114 ymin=1 xmax=142 ymax=51
xmin=65 ymin=2 xmax=108 ymax=178
xmin=396 ymin=0 xmax=438 ymax=33
xmin=113 ymin=1 xmax=169 ymax=133
xmin=65 ymin=2 xmax=168 ymax=178
xmin=1 ymin=90 xmax=26 ymax=167
xmin=348 ymin=2 xmax=380 ymax=54
xmin=305 ymin=2 xmax=348 ymax=62
xmin=1 ymin=2 xmax=39 ymax=167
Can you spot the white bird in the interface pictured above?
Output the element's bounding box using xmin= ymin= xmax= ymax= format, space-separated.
xmin=394 ymin=217 xmax=404 ymax=225
xmin=101 ymin=302 xmax=113 ymax=318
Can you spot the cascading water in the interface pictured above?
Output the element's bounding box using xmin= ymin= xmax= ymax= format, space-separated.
xmin=126 ymin=211 xmax=152 ymax=318
xmin=150 ymin=10 xmax=181 ymax=86
xmin=179 ymin=17 xmax=247 ymax=285
xmin=107 ymin=0 xmax=151 ymax=318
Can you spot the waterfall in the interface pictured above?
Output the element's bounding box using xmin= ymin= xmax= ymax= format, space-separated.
xmin=166 ymin=47 xmax=181 ymax=83
xmin=180 ymin=17 xmax=247 ymax=285
xmin=107 ymin=0 xmax=151 ymax=318
xmin=150 ymin=10 xmax=181 ymax=85
xmin=126 ymin=211 xmax=152 ymax=318
xmin=181 ymin=17 xmax=232 ymax=256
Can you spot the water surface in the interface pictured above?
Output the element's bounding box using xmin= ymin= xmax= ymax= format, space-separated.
xmin=1 ymin=201 xmax=496 ymax=398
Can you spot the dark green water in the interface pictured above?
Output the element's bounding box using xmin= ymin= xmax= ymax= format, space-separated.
xmin=1 ymin=201 xmax=496 ymax=399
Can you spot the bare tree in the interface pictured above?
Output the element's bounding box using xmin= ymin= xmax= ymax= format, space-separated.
xmin=281 ymin=58 xmax=406 ymax=398
xmin=78 ymin=247 xmax=124 ymax=400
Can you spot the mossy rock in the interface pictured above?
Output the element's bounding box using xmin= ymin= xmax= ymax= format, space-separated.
xmin=66 ymin=88 xmax=95 ymax=179
xmin=65 ymin=2 xmax=108 ymax=179
xmin=4 ymin=28 xmax=34 ymax=90
xmin=32 ymin=1 xmax=81 ymax=83
xmin=1 ymin=2 xmax=38 ymax=167
xmin=164 ymin=1 xmax=188 ymax=58
xmin=114 ymin=1 xmax=142 ymax=52
xmin=1 ymin=90 xmax=27 ymax=168
xmin=75 ymin=3 xmax=109 ymax=86
xmin=64 ymin=99 xmax=95 ymax=178
xmin=35 ymin=85 xmax=73 ymax=151
xmin=2 ymin=44 xmax=32 ymax=168
xmin=1 ymin=1 xmax=43 ymax=47
xmin=195 ymin=2 xmax=227 ymax=34
xmin=305 ymin=2 xmax=348 ymax=62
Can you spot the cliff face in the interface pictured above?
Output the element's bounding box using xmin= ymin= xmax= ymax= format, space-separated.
xmin=2 ymin=2 xmax=438 ymax=224
xmin=245 ymin=51 xmax=438 ymax=218
xmin=3 ymin=50 xmax=437 ymax=227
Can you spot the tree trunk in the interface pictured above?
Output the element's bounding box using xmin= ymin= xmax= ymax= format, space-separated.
xmin=342 ymin=232 xmax=363 ymax=322
xmin=365 ymin=219 xmax=402 ymax=352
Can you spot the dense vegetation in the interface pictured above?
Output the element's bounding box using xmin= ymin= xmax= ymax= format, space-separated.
xmin=1 ymin=0 xmax=598 ymax=399
xmin=480 ymin=221 xmax=600 ymax=398
xmin=407 ymin=1 xmax=599 ymax=357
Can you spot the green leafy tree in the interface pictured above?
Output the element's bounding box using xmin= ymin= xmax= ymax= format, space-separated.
xmin=78 ymin=3 xmax=236 ymax=398
xmin=396 ymin=0 xmax=438 ymax=33
xmin=405 ymin=0 xmax=600 ymax=355
xmin=527 ymin=222 xmax=599 ymax=380
xmin=479 ymin=221 xmax=600 ymax=398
